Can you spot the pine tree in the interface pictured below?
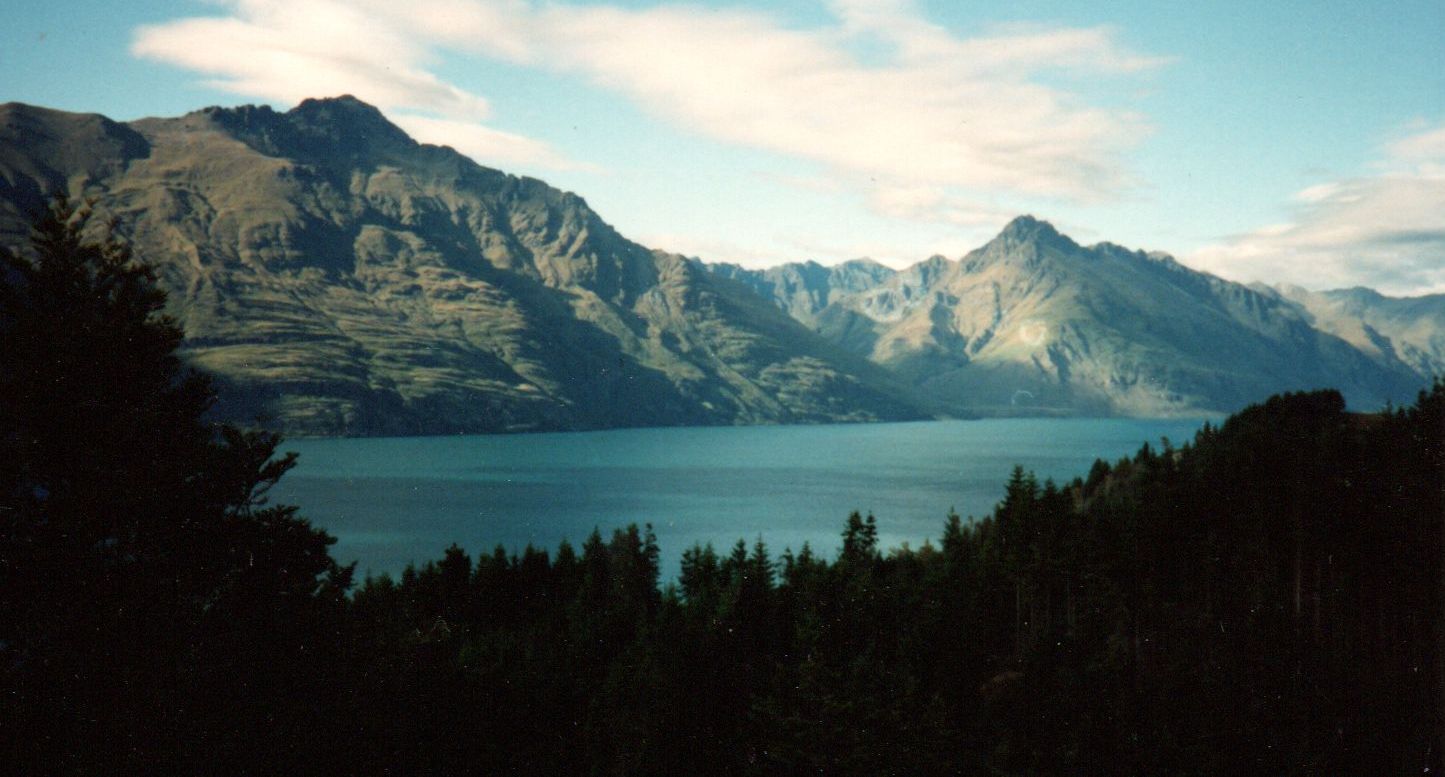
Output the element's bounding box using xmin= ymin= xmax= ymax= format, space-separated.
xmin=841 ymin=510 xmax=879 ymax=563
xmin=680 ymin=543 xmax=721 ymax=607
xmin=0 ymin=197 xmax=349 ymax=770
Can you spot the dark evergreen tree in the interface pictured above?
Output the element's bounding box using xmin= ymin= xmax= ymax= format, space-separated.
xmin=0 ymin=198 xmax=350 ymax=772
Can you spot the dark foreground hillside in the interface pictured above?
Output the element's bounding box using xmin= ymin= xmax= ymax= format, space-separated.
xmin=2 ymin=202 xmax=1442 ymax=774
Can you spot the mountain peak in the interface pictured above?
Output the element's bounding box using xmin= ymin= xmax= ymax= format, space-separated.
xmin=970 ymin=216 xmax=1081 ymax=265
xmin=1331 ymin=286 xmax=1387 ymax=302
xmin=284 ymin=95 xmax=413 ymax=148
xmin=997 ymin=215 xmax=1068 ymax=245
xmin=288 ymin=94 xmax=388 ymax=123
xmin=197 ymin=94 xmax=415 ymax=163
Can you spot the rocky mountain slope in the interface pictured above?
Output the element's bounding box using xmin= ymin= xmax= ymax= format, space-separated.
xmin=3 ymin=97 xmax=1435 ymax=431
xmin=0 ymin=97 xmax=924 ymax=435
xmin=1270 ymin=285 xmax=1445 ymax=382
xmin=716 ymin=217 xmax=1432 ymax=416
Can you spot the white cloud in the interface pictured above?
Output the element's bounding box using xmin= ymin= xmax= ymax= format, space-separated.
xmin=391 ymin=114 xmax=597 ymax=172
xmin=131 ymin=0 xmax=583 ymax=172
xmin=1190 ymin=122 xmax=1445 ymax=296
xmin=133 ymin=0 xmax=490 ymax=118
xmin=829 ymin=1 xmax=1168 ymax=75
xmin=135 ymin=0 xmax=1162 ymax=218
xmin=1387 ymin=124 xmax=1445 ymax=164
xmin=427 ymin=0 xmax=1159 ymax=204
xmin=868 ymin=184 xmax=1014 ymax=228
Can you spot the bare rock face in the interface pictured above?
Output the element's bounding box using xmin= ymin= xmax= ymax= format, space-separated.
xmin=719 ymin=216 xmax=1431 ymax=417
xmin=1271 ymin=284 xmax=1445 ymax=382
xmin=0 ymin=98 xmax=923 ymax=435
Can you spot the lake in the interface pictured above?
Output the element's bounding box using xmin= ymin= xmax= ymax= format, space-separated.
xmin=272 ymin=418 xmax=1207 ymax=579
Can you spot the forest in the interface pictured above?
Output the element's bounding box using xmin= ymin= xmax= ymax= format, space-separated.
xmin=2 ymin=200 xmax=1441 ymax=775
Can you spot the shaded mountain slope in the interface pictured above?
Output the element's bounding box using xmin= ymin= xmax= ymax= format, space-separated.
xmin=0 ymin=98 xmax=923 ymax=435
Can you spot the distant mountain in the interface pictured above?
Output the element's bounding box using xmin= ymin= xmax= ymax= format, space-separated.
xmin=717 ymin=217 xmax=1432 ymax=416
xmin=709 ymin=258 xmax=897 ymax=326
xmin=1270 ymin=285 xmax=1445 ymax=382
xmin=0 ymin=98 xmax=924 ymax=435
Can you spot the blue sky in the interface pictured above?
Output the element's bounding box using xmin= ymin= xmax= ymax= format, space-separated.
xmin=3 ymin=0 xmax=1442 ymax=293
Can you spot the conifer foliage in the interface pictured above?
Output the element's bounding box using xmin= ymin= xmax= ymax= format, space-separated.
xmin=0 ymin=198 xmax=352 ymax=772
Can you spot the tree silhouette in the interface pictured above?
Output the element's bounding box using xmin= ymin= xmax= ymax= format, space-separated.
xmin=0 ymin=197 xmax=350 ymax=771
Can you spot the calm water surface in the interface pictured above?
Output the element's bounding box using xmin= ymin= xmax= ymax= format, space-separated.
xmin=272 ymin=418 xmax=1206 ymax=578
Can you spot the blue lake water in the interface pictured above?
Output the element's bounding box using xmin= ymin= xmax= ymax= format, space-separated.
xmin=271 ymin=418 xmax=1207 ymax=579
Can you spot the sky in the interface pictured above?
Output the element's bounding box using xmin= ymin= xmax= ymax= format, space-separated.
xmin=3 ymin=0 xmax=1442 ymax=295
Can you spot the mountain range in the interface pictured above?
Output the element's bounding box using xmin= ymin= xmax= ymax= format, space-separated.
xmin=1 ymin=96 xmax=1439 ymax=435
xmin=0 ymin=97 xmax=920 ymax=435
xmin=713 ymin=221 xmax=1439 ymax=417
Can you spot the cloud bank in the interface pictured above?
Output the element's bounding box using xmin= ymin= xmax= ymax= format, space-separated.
xmin=1190 ymin=122 xmax=1445 ymax=296
xmin=453 ymin=0 xmax=1160 ymax=202
xmin=134 ymin=0 xmax=1161 ymax=207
